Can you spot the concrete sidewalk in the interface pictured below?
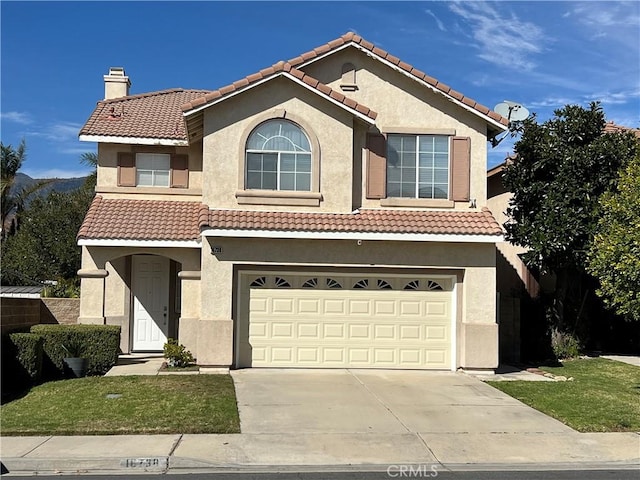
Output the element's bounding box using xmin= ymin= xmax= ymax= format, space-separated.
xmin=1 ymin=431 xmax=638 ymax=475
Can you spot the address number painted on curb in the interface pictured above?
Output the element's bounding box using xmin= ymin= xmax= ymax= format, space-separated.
xmin=120 ymin=457 xmax=168 ymax=469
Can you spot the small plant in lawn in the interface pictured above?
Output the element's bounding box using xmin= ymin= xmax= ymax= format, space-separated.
xmin=163 ymin=338 xmax=195 ymax=367
xmin=550 ymin=328 xmax=581 ymax=360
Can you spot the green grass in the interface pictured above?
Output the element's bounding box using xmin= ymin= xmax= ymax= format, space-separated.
xmin=488 ymin=358 xmax=640 ymax=432
xmin=1 ymin=375 xmax=240 ymax=435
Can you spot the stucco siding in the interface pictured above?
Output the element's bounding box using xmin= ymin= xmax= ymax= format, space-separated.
xmin=300 ymin=48 xmax=489 ymax=208
xmin=201 ymin=77 xmax=356 ymax=213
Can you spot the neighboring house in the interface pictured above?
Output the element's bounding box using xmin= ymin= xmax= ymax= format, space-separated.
xmin=487 ymin=161 xmax=540 ymax=363
xmin=487 ymin=122 xmax=640 ymax=362
xmin=77 ymin=33 xmax=508 ymax=371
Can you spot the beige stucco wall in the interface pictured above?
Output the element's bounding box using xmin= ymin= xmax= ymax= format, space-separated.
xmin=196 ymin=237 xmax=497 ymax=369
xmin=301 ymin=48 xmax=491 ymax=209
xmin=201 ymin=76 xmax=357 ymax=213
xmin=96 ymin=142 xmax=203 ymax=201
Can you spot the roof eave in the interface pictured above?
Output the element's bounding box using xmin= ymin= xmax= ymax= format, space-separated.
xmin=201 ymin=228 xmax=503 ymax=243
xmin=182 ymin=72 xmax=376 ymax=125
xmin=295 ymin=41 xmax=508 ymax=132
xmin=78 ymin=134 xmax=188 ymax=146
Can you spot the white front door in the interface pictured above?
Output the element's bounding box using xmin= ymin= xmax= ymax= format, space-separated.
xmin=132 ymin=255 xmax=169 ymax=351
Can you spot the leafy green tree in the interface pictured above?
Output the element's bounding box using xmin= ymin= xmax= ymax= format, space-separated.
xmin=502 ymin=103 xmax=638 ymax=350
xmin=588 ymin=151 xmax=640 ymax=321
xmin=1 ymin=187 xmax=94 ymax=289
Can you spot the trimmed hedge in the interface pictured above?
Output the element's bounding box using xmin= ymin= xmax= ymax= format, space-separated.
xmin=1 ymin=333 xmax=44 ymax=389
xmin=30 ymin=324 xmax=121 ymax=378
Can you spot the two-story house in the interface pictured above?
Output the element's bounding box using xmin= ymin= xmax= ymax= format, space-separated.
xmin=77 ymin=33 xmax=507 ymax=371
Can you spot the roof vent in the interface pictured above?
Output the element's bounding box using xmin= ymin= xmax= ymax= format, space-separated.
xmin=104 ymin=67 xmax=131 ymax=100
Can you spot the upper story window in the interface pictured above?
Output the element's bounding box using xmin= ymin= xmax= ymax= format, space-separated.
xmin=245 ymin=119 xmax=312 ymax=191
xmin=386 ymin=135 xmax=449 ymax=199
xmin=117 ymin=151 xmax=189 ymax=189
xmin=136 ymin=153 xmax=170 ymax=187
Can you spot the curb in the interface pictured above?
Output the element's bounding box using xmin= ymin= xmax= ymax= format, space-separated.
xmin=2 ymin=456 xmax=639 ymax=476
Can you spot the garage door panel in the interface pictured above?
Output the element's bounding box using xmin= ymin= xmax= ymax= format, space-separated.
xmin=248 ymin=285 xmax=452 ymax=369
xmin=349 ymin=299 xmax=371 ymax=315
xmin=272 ymin=298 xmax=294 ymax=314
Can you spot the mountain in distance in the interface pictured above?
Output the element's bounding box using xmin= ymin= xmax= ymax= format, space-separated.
xmin=12 ymin=172 xmax=89 ymax=200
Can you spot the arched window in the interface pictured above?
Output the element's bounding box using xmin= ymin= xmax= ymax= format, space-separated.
xmin=246 ymin=119 xmax=312 ymax=191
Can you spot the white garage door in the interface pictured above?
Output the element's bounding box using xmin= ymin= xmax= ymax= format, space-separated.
xmin=247 ymin=275 xmax=453 ymax=369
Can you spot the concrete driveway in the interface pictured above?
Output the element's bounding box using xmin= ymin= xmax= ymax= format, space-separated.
xmin=231 ymin=369 xmax=573 ymax=435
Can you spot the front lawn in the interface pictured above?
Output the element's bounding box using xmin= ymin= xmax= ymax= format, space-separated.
xmin=488 ymin=358 xmax=640 ymax=432
xmin=1 ymin=375 xmax=240 ymax=435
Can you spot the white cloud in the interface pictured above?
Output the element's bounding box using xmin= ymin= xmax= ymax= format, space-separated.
xmin=448 ymin=1 xmax=547 ymax=71
xmin=571 ymin=2 xmax=640 ymax=29
xmin=425 ymin=9 xmax=447 ymax=32
xmin=21 ymin=168 xmax=92 ymax=179
xmin=27 ymin=121 xmax=82 ymax=142
xmin=0 ymin=111 xmax=33 ymax=125
xmin=586 ymin=88 xmax=640 ymax=105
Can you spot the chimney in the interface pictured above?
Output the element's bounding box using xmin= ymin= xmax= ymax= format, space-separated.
xmin=103 ymin=67 xmax=131 ymax=100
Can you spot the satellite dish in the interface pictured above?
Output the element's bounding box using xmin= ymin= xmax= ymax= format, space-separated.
xmin=490 ymin=100 xmax=530 ymax=148
xmin=494 ymin=100 xmax=530 ymax=122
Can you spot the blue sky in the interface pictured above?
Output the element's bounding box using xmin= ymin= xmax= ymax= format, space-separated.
xmin=1 ymin=1 xmax=639 ymax=178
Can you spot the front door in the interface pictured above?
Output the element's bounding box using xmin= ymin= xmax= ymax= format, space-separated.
xmin=132 ymin=255 xmax=170 ymax=351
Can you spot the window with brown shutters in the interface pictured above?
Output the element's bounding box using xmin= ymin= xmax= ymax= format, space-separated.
xmin=366 ymin=133 xmax=387 ymax=199
xmin=117 ymin=152 xmax=136 ymax=187
xmin=170 ymin=154 xmax=189 ymax=188
xmin=117 ymin=151 xmax=189 ymax=188
xmin=450 ymin=136 xmax=470 ymax=202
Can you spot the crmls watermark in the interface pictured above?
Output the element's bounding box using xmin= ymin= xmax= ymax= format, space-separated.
xmin=387 ymin=464 xmax=439 ymax=477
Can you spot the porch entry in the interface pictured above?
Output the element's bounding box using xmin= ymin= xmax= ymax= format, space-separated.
xmin=132 ymin=255 xmax=169 ymax=351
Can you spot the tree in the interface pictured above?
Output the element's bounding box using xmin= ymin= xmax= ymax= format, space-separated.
xmin=1 ymin=140 xmax=50 ymax=238
xmin=588 ymin=151 xmax=640 ymax=321
xmin=1 ymin=140 xmax=27 ymax=232
xmin=502 ymin=103 xmax=638 ymax=351
xmin=1 ymin=151 xmax=97 ymax=294
xmin=1 ymin=187 xmax=94 ymax=291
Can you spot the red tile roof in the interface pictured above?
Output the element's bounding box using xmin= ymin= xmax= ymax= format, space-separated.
xmin=77 ymin=196 xmax=205 ymax=241
xmin=79 ymin=89 xmax=211 ymax=141
xmin=603 ymin=121 xmax=640 ymax=139
xmin=203 ymin=208 xmax=503 ymax=236
xmin=180 ymin=61 xmax=377 ymax=120
xmin=287 ymin=32 xmax=509 ymax=128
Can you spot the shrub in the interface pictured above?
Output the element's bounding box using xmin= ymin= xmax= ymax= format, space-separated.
xmin=1 ymin=333 xmax=44 ymax=389
xmin=551 ymin=328 xmax=581 ymax=360
xmin=163 ymin=338 xmax=195 ymax=367
xmin=31 ymin=324 xmax=121 ymax=378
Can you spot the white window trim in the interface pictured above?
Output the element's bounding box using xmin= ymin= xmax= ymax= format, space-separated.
xmin=387 ymin=134 xmax=450 ymax=200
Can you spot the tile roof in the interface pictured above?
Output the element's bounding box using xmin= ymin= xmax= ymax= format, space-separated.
xmin=287 ymin=32 xmax=509 ymax=128
xmin=77 ymin=196 xmax=205 ymax=241
xmin=79 ymin=89 xmax=211 ymax=141
xmin=603 ymin=121 xmax=640 ymax=139
xmin=180 ymin=61 xmax=377 ymax=121
xmin=202 ymin=208 xmax=503 ymax=236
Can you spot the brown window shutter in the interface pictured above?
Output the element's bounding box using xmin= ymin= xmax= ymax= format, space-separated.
xmin=170 ymin=154 xmax=189 ymax=188
xmin=366 ymin=133 xmax=387 ymax=199
xmin=450 ymin=136 xmax=470 ymax=201
xmin=117 ymin=152 xmax=136 ymax=187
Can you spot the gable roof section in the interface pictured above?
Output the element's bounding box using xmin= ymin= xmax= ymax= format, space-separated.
xmin=79 ymin=89 xmax=211 ymax=145
xmin=180 ymin=61 xmax=377 ymax=142
xmin=288 ymin=32 xmax=509 ymax=134
xmin=77 ymin=196 xmax=205 ymax=244
xmin=201 ymin=208 xmax=503 ymax=242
